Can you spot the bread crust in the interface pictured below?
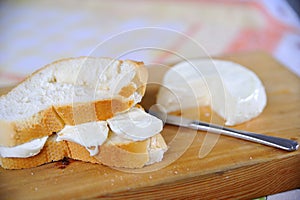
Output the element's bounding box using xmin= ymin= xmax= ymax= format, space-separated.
xmin=95 ymin=139 xmax=150 ymax=168
xmin=54 ymin=99 xmax=135 ymax=125
xmin=0 ymin=57 xmax=147 ymax=147
xmin=0 ymin=136 xmax=70 ymax=169
xmin=0 ymin=134 xmax=166 ymax=170
xmin=0 ymin=107 xmax=64 ymax=147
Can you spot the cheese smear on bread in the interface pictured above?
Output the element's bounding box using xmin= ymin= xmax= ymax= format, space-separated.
xmin=56 ymin=121 xmax=109 ymax=156
xmin=107 ymin=108 xmax=163 ymax=141
xmin=157 ymin=59 xmax=267 ymax=126
xmin=0 ymin=136 xmax=48 ymax=158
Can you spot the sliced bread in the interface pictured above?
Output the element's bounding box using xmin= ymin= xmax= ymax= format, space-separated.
xmin=0 ymin=57 xmax=147 ymax=147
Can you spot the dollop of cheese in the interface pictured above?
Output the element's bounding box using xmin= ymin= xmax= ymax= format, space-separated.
xmin=157 ymin=59 xmax=267 ymax=126
xmin=56 ymin=121 xmax=109 ymax=156
xmin=0 ymin=136 xmax=48 ymax=158
xmin=107 ymin=108 xmax=163 ymax=141
xmin=145 ymin=135 xmax=168 ymax=165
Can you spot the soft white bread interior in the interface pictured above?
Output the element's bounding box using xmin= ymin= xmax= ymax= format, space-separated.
xmin=0 ymin=133 xmax=167 ymax=169
xmin=0 ymin=57 xmax=148 ymax=147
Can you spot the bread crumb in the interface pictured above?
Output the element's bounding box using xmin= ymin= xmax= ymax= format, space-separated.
xmin=111 ymin=179 xmax=115 ymax=186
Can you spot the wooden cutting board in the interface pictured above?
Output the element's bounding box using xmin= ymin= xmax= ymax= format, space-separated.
xmin=0 ymin=52 xmax=299 ymax=200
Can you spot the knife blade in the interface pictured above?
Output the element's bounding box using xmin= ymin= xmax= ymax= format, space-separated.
xmin=148 ymin=109 xmax=299 ymax=152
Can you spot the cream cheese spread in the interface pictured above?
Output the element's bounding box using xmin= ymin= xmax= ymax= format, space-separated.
xmin=107 ymin=107 xmax=163 ymax=141
xmin=145 ymin=136 xmax=167 ymax=165
xmin=0 ymin=136 xmax=48 ymax=158
xmin=157 ymin=59 xmax=267 ymax=126
xmin=56 ymin=121 xmax=109 ymax=156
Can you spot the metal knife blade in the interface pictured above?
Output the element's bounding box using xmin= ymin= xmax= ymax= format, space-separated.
xmin=148 ymin=109 xmax=299 ymax=152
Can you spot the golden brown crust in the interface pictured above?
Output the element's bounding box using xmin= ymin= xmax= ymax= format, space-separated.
xmin=54 ymin=103 xmax=97 ymax=125
xmin=119 ymin=84 xmax=137 ymax=98
xmin=53 ymin=99 xmax=135 ymax=125
xmin=95 ymin=99 xmax=135 ymax=121
xmin=95 ymin=139 xmax=150 ymax=168
xmin=0 ymin=107 xmax=64 ymax=147
xmin=66 ymin=141 xmax=99 ymax=164
xmin=0 ymin=137 xmax=70 ymax=169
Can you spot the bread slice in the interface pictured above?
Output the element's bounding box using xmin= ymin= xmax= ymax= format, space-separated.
xmin=0 ymin=135 xmax=70 ymax=169
xmin=0 ymin=133 xmax=167 ymax=169
xmin=95 ymin=132 xmax=167 ymax=168
xmin=0 ymin=57 xmax=147 ymax=147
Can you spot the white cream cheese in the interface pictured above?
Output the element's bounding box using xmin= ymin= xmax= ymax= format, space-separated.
xmin=0 ymin=136 xmax=48 ymax=158
xmin=145 ymin=136 xmax=167 ymax=165
xmin=107 ymin=107 xmax=163 ymax=141
xmin=56 ymin=121 xmax=109 ymax=156
xmin=157 ymin=59 xmax=267 ymax=126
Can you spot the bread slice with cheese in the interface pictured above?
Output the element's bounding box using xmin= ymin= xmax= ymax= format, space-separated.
xmin=0 ymin=57 xmax=148 ymax=147
xmin=0 ymin=57 xmax=168 ymax=170
xmin=0 ymin=132 xmax=167 ymax=170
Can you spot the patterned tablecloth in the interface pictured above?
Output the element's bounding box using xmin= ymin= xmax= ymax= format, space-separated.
xmin=0 ymin=0 xmax=300 ymax=199
xmin=0 ymin=0 xmax=299 ymax=87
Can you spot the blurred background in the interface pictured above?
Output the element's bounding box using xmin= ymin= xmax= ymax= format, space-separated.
xmin=0 ymin=0 xmax=299 ymax=87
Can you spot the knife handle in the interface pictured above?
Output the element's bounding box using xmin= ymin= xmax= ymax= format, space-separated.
xmin=189 ymin=121 xmax=299 ymax=151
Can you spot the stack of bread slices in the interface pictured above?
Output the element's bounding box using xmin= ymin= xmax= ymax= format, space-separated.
xmin=0 ymin=57 xmax=167 ymax=169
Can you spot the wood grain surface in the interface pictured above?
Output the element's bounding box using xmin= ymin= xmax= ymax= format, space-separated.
xmin=0 ymin=52 xmax=299 ymax=200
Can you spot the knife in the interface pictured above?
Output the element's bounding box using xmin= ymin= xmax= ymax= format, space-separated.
xmin=148 ymin=109 xmax=299 ymax=152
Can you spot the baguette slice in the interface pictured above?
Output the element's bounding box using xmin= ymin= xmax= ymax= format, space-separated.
xmin=0 ymin=57 xmax=147 ymax=147
xmin=0 ymin=133 xmax=167 ymax=170
xmin=0 ymin=135 xmax=70 ymax=169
